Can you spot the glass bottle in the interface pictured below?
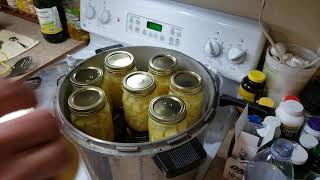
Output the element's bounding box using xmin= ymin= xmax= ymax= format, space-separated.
xmin=34 ymin=0 xmax=68 ymax=43
xmin=244 ymin=138 xmax=294 ymax=180
xmin=122 ymin=71 xmax=156 ymax=132
xmin=148 ymin=95 xmax=187 ymax=142
xmin=104 ymin=51 xmax=136 ymax=110
xmin=68 ymin=86 xmax=114 ymax=141
xmin=169 ymin=71 xmax=204 ymax=127
xmin=148 ymin=54 xmax=178 ymax=95
xmin=239 ymin=70 xmax=266 ymax=102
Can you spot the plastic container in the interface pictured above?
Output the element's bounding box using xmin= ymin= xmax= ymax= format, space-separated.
xmin=291 ymin=142 xmax=309 ymax=180
xmin=301 ymin=117 xmax=320 ymax=140
xmin=244 ymin=138 xmax=294 ymax=180
xmin=263 ymin=44 xmax=319 ymax=105
xmin=122 ymin=72 xmax=156 ymax=132
xmin=169 ymin=71 xmax=204 ymax=126
xmin=148 ymin=54 xmax=178 ymax=95
xmin=148 ymin=95 xmax=187 ymax=142
xmin=104 ymin=51 xmax=136 ymax=109
xmin=276 ymin=100 xmax=305 ymax=138
xmin=300 ymin=79 xmax=320 ymax=118
xmin=299 ymin=134 xmax=319 ymax=151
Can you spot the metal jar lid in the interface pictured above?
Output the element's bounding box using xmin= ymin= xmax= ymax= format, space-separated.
xmin=149 ymin=54 xmax=178 ymax=75
xmin=68 ymin=86 xmax=106 ymax=116
xmin=70 ymin=67 xmax=104 ymax=88
xmin=170 ymin=71 xmax=203 ymax=94
xmin=104 ymin=51 xmax=135 ymax=73
xmin=123 ymin=71 xmax=156 ymax=96
xmin=149 ymin=95 xmax=186 ymax=125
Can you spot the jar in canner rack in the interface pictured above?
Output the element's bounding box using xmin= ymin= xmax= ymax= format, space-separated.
xmin=122 ymin=71 xmax=156 ymax=132
xmin=148 ymin=54 xmax=178 ymax=95
xmin=70 ymin=66 xmax=112 ymax=112
xmin=68 ymin=86 xmax=114 ymax=141
xmin=148 ymin=95 xmax=187 ymax=142
xmin=169 ymin=71 xmax=204 ymax=127
xmin=104 ymin=51 xmax=136 ymax=109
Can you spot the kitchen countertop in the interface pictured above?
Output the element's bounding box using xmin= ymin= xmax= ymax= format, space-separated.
xmin=0 ymin=12 xmax=87 ymax=81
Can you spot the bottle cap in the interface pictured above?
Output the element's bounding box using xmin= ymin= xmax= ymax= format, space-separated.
xmin=308 ymin=117 xmax=320 ymax=131
xmin=271 ymin=138 xmax=293 ymax=161
xmin=299 ymin=134 xmax=318 ymax=150
xmin=248 ymin=115 xmax=261 ymax=124
xmin=291 ymin=143 xmax=308 ymax=165
xmin=258 ymin=97 xmax=275 ymax=108
xmin=248 ymin=70 xmax=266 ymax=83
xmin=282 ymin=100 xmax=304 ymax=117
xmin=284 ymin=95 xmax=301 ymax=102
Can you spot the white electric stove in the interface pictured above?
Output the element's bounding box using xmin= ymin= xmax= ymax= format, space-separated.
xmin=33 ymin=0 xmax=266 ymax=179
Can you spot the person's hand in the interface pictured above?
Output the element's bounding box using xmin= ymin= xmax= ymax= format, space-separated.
xmin=0 ymin=80 xmax=73 ymax=180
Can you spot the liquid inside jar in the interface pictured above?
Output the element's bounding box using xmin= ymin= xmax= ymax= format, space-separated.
xmin=70 ymin=102 xmax=114 ymax=141
xmin=149 ymin=72 xmax=172 ymax=95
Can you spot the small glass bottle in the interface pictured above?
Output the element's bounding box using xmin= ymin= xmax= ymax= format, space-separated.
xmin=68 ymin=86 xmax=114 ymax=141
xmin=239 ymin=70 xmax=266 ymax=102
xmin=70 ymin=66 xmax=112 ymax=112
xmin=122 ymin=71 xmax=156 ymax=132
xmin=169 ymin=71 xmax=204 ymax=127
xmin=148 ymin=54 xmax=178 ymax=95
xmin=148 ymin=95 xmax=187 ymax=142
xmin=104 ymin=51 xmax=136 ymax=109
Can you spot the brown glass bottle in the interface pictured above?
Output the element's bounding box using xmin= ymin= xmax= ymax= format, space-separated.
xmin=34 ymin=0 xmax=68 ymax=43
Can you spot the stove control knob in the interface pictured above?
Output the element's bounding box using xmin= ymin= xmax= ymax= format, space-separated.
xmin=86 ymin=5 xmax=96 ymax=19
xmin=204 ymin=40 xmax=222 ymax=57
xmin=98 ymin=9 xmax=112 ymax=24
xmin=228 ymin=47 xmax=246 ymax=64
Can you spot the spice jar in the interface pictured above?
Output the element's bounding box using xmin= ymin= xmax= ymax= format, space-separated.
xmin=169 ymin=71 xmax=204 ymax=126
xmin=148 ymin=95 xmax=187 ymax=142
xmin=68 ymin=86 xmax=114 ymax=141
xmin=104 ymin=51 xmax=136 ymax=109
xmin=148 ymin=54 xmax=178 ymax=95
xmin=70 ymin=66 xmax=112 ymax=111
xmin=239 ymin=70 xmax=266 ymax=102
xmin=122 ymin=71 xmax=156 ymax=132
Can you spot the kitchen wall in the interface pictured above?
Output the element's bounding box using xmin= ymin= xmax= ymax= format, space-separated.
xmin=175 ymin=0 xmax=320 ymax=76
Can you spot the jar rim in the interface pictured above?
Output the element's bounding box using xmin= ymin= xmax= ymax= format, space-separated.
xmin=149 ymin=54 xmax=178 ymax=75
xmin=170 ymin=71 xmax=203 ymax=94
xmin=123 ymin=71 xmax=156 ymax=96
xmin=104 ymin=51 xmax=135 ymax=73
xmin=70 ymin=66 xmax=104 ymax=88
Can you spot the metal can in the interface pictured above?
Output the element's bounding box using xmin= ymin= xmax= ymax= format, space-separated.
xmin=70 ymin=66 xmax=112 ymax=112
xmin=104 ymin=51 xmax=136 ymax=109
xmin=122 ymin=71 xmax=156 ymax=132
xmin=148 ymin=54 xmax=178 ymax=95
xmin=169 ymin=71 xmax=204 ymax=126
xmin=68 ymin=86 xmax=114 ymax=141
xmin=148 ymin=95 xmax=187 ymax=142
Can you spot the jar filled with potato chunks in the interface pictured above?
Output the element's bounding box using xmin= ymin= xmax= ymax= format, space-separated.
xmin=122 ymin=71 xmax=156 ymax=132
xmin=70 ymin=66 xmax=112 ymax=111
xmin=148 ymin=54 xmax=177 ymax=95
xmin=169 ymin=71 xmax=204 ymax=126
xmin=104 ymin=51 xmax=136 ymax=109
xmin=68 ymin=86 xmax=114 ymax=141
xmin=148 ymin=95 xmax=187 ymax=141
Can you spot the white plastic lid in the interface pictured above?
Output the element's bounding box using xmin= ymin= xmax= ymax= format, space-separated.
xmin=282 ymin=100 xmax=304 ymax=117
xmin=299 ymin=134 xmax=319 ymax=149
xmin=291 ymin=143 xmax=308 ymax=165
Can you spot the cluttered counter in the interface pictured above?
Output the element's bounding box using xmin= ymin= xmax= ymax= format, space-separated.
xmin=0 ymin=12 xmax=87 ymax=81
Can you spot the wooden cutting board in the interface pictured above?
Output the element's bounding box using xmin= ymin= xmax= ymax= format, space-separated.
xmin=0 ymin=12 xmax=88 ymax=81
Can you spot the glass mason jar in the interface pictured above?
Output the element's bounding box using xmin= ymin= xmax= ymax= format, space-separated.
xmin=122 ymin=71 xmax=156 ymax=132
xmin=70 ymin=66 xmax=112 ymax=112
xmin=68 ymin=86 xmax=114 ymax=141
xmin=148 ymin=54 xmax=178 ymax=95
xmin=148 ymin=95 xmax=187 ymax=142
xmin=104 ymin=51 xmax=136 ymax=109
xmin=169 ymin=71 xmax=204 ymax=127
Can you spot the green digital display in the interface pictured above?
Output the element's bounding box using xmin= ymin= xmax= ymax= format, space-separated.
xmin=147 ymin=21 xmax=162 ymax=32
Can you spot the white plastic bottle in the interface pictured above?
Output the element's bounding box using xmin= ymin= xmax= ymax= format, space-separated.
xmin=276 ymin=100 xmax=305 ymax=138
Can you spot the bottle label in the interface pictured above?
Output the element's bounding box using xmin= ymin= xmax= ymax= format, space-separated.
xmin=66 ymin=13 xmax=81 ymax=30
xmin=35 ymin=6 xmax=63 ymax=35
xmin=281 ymin=124 xmax=299 ymax=138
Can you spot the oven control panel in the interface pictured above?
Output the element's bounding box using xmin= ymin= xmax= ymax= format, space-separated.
xmin=80 ymin=0 xmax=266 ymax=82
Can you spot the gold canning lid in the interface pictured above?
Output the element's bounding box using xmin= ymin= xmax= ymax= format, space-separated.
xmin=123 ymin=71 xmax=156 ymax=96
xmin=149 ymin=95 xmax=186 ymax=125
xmin=149 ymin=54 xmax=178 ymax=76
xmin=104 ymin=51 xmax=135 ymax=73
xmin=70 ymin=66 xmax=104 ymax=89
xmin=68 ymin=86 xmax=106 ymax=116
xmin=170 ymin=71 xmax=203 ymax=94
